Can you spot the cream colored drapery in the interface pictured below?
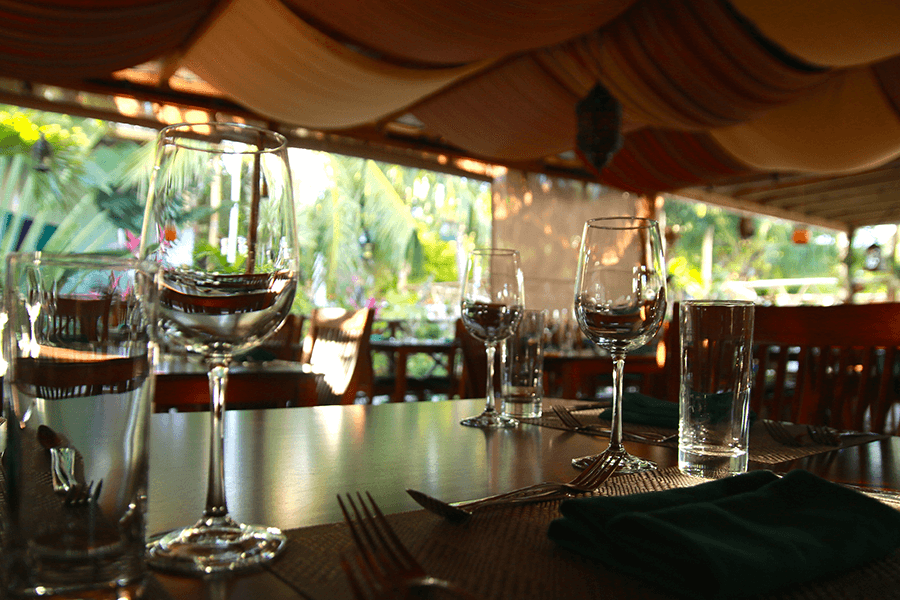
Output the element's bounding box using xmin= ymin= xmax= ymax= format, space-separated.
xmin=492 ymin=170 xmax=645 ymax=312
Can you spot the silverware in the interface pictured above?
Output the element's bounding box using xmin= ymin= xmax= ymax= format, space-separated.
xmin=806 ymin=424 xmax=840 ymax=446
xmin=407 ymin=452 xmax=622 ymax=523
xmin=761 ymin=419 xmax=805 ymax=447
xmin=338 ymin=491 xmax=479 ymax=599
xmin=806 ymin=424 xmax=871 ymax=446
xmin=64 ymin=479 xmax=100 ymax=507
xmin=552 ymin=405 xmax=675 ymax=443
xmin=37 ymin=424 xmax=78 ymax=494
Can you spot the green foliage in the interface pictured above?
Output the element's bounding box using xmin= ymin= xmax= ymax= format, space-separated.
xmin=664 ymin=197 xmax=842 ymax=302
xmin=1 ymin=107 xmax=492 ymax=318
xmin=297 ymin=151 xmax=491 ymax=312
xmin=193 ymin=239 xmax=247 ymax=273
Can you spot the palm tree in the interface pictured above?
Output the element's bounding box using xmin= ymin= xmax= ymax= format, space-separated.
xmin=299 ymin=154 xmax=423 ymax=309
xmin=0 ymin=107 xmax=135 ymax=281
xmin=297 ymin=153 xmax=492 ymax=313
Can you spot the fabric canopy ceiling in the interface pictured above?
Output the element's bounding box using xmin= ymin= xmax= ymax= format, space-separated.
xmin=3 ymin=0 xmax=900 ymax=231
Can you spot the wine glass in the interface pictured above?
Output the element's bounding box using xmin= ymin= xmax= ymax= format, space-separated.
xmin=139 ymin=122 xmax=298 ymax=574
xmin=570 ymin=217 xmax=666 ymax=473
xmin=460 ymin=248 xmax=524 ymax=428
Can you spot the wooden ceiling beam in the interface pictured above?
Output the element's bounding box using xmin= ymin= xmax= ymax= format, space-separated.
xmin=674 ymin=187 xmax=849 ymax=232
xmin=763 ymin=188 xmax=900 ymax=212
xmin=743 ymin=181 xmax=900 ymax=209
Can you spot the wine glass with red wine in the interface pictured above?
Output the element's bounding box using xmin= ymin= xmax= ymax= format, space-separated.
xmin=139 ymin=122 xmax=298 ymax=574
xmin=570 ymin=217 xmax=666 ymax=473
xmin=460 ymin=248 xmax=524 ymax=428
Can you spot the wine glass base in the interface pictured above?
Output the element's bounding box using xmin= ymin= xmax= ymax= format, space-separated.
xmin=147 ymin=517 xmax=286 ymax=575
xmin=460 ymin=410 xmax=518 ymax=429
xmin=572 ymin=449 xmax=657 ymax=474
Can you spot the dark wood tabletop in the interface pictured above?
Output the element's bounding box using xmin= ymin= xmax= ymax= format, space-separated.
xmin=147 ymin=398 xmax=900 ymax=599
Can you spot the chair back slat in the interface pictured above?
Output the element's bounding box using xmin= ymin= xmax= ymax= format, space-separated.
xmin=751 ymin=303 xmax=900 ymax=433
xmin=454 ymin=318 xmax=503 ymax=399
xmin=303 ymin=307 xmax=374 ymax=404
xmin=668 ymin=302 xmax=900 ymax=433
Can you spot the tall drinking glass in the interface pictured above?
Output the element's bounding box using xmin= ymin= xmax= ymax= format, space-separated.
xmin=139 ymin=122 xmax=298 ymax=574
xmin=460 ymin=248 xmax=524 ymax=428
xmin=3 ymin=253 xmax=156 ymax=598
xmin=570 ymin=217 xmax=666 ymax=472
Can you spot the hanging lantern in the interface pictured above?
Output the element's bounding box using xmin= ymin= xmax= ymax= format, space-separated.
xmin=31 ymin=132 xmax=52 ymax=172
xmin=865 ymin=242 xmax=882 ymax=271
xmin=792 ymin=228 xmax=810 ymax=244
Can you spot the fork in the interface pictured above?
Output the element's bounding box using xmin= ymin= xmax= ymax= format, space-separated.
xmin=338 ymin=492 xmax=479 ymax=599
xmin=552 ymin=405 xmax=675 ymax=443
xmin=805 ymin=424 xmax=872 ymax=446
xmin=407 ymin=452 xmax=622 ymax=523
xmin=761 ymin=419 xmax=805 ymax=447
xmin=64 ymin=479 xmax=100 ymax=507
xmin=806 ymin=424 xmax=841 ymax=446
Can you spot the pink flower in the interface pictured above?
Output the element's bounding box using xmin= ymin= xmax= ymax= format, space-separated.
xmin=125 ymin=231 xmax=141 ymax=255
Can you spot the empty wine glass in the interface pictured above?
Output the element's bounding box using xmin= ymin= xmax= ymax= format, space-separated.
xmin=460 ymin=248 xmax=524 ymax=428
xmin=139 ymin=122 xmax=298 ymax=574
xmin=570 ymin=217 xmax=666 ymax=473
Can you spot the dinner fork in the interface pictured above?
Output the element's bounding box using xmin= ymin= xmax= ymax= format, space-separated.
xmin=805 ymin=424 xmax=841 ymax=446
xmin=338 ymin=492 xmax=479 ymax=599
xmin=761 ymin=419 xmax=805 ymax=447
xmin=552 ymin=405 xmax=675 ymax=443
xmin=407 ymin=452 xmax=622 ymax=523
xmin=805 ymin=424 xmax=871 ymax=446
xmin=64 ymin=479 xmax=100 ymax=507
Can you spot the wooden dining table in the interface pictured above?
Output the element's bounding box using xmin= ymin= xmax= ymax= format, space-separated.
xmin=369 ymin=338 xmax=458 ymax=401
xmin=145 ymin=398 xmax=900 ymax=599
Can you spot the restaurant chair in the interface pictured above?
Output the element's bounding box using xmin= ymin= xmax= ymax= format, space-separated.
xmin=256 ymin=313 xmax=306 ymax=361
xmin=50 ymin=295 xmax=114 ymax=343
xmin=301 ymin=307 xmax=375 ymax=404
xmin=455 ymin=318 xmax=500 ymax=399
xmin=153 ymin=365 xmax=320 ymax=412
xmin=751 ymin=303 xmax=900 ymax=434
xmin=666 ymin=302 xmax=900 ymax=434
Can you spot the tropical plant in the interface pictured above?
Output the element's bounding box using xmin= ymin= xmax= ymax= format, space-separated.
xmin=297 ymin=152 xmax=491 ymax=314
xmin=0 ymin=107 xmax=147 ymax=284
xmin=664 ymin=197 xmax=843 ymax=302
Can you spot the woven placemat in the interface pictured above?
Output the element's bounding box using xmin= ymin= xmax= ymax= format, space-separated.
xmin=266 ymin=467 xmax=900 ymax=600
xmin=524 ymin=405 xmax=888 ymax=464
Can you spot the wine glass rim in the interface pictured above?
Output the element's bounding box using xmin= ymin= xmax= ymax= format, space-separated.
xmin=470 ymin=248 xmax=520 ymax=256
xmin=585 ymin=216 xmax=658 ymax=230
xmin=682 ymin=299 xmax=755 ymax=307
xmin=158 ymin=122 xmax=287 ymax=154
xmin=7 ymin=251 xmax=140 ymax=270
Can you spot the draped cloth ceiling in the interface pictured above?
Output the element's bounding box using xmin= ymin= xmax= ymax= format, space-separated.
xmin=4 ymin=0 xmax=900 ymax=228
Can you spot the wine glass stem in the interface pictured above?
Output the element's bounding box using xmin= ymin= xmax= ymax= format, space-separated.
xmin=206 ymin=362 xmax=230 ymax=519
xmin=484 ymin=341 xmax=499 ymax=414
xmin=609 ymin=354 xmax=626 ymax=452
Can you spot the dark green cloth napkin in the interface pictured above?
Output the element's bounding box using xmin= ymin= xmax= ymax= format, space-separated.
xmin=548 ymin=470 xmax=900 ymax=599
xmin=598 ymin=391 xmax=679 ymax=428
xmin=598 ymin=391 xmax=756 ymax=429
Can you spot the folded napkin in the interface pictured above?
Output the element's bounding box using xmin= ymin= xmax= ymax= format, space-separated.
xmin=598 ymin=392 xmax=679 ymax=428
xmin=598 ymin=391 xmax=757 ymax=429
xmin=548 ymin=470 xmax=900 ymax=599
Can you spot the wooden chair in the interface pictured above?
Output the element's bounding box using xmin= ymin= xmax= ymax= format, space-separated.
xmin=301 ymin=307 xmax=375 ymax=404
xmin=666 ymin=302 xmax=900 ymax=433
xmin=153 ymin=366 xmax=320 ymax=412
xmin=50 ymin=295 xmax=114 ymax=343
xmin=455 ymin=318 xmax=500 ymax=399
xmin=257 ymin=313 xmax=306 ymax=361
xmin=751 ymin=303 xmax=900 ymax=433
